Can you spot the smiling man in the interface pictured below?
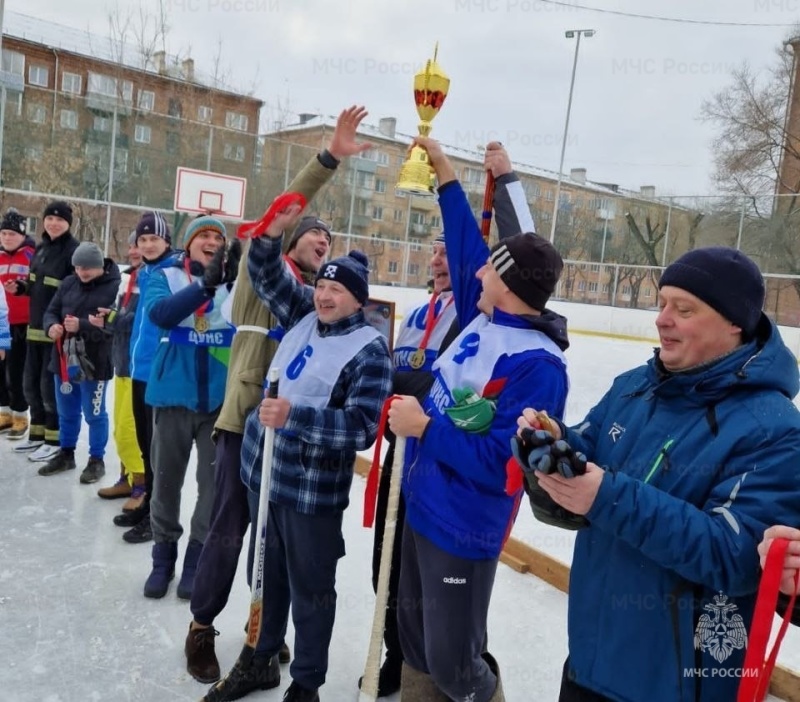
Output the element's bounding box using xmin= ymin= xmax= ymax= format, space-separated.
xmin=516 ymin=247 xmax=800 ymax=702
xmin=202 ymin=195 xmax=392 ymax=702
xmin=140 ymin=214 xmax=234 ymax=601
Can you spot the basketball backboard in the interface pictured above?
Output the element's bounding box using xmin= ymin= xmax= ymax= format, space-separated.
xmin=174 ymin=167 xmax=247 ymax=219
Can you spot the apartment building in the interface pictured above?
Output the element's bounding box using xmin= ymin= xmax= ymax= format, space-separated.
xmin=0 ymin=11 xmax=262 ymax=255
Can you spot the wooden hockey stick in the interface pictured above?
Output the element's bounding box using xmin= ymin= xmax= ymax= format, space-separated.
xmin=360 ymin=435 xmax=407 ymax=701
xmin=246 ymin=366 xmax=280 ymax=650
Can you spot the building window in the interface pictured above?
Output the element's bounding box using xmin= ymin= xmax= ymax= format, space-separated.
xmin=197 ymin=105 xmax=212 ymax=123
xmin=114 ymin=149 xmax=129 ymax=175
xmin=388 ymin=261 xmax=398 ymax=274
xmin=225 ymin=111 xmax=248 ymax=131
xmin=24 ymin=144 xmax=44 ymax=162
xmin=577 ymin=280 xmax=586 ymax=292
xmin=61 ymin=72 xmax=82 ymax=94
xmin=375 ymin=178 xmax=386 ymax=194
xmin=588 ymin=282 xmax=598 ymax=293
xmin=28 ymin=65 xmax=49 ymax=87
xmin=410 ymin=211 xmax=425 ymax=226
xmin=93 ymin=115 xmax=112 ymax=132
xmin=27 ymin=103 xmax=47 ymax=124
xmin=224 ymin=143 xmax=245 ymax=161
xmin=166 ymin=132 xmax=181 ymax=155
xmin=2 ymin=49 xmax=24 ymax=79
xmin=429 ymin=215 xmax=441 ymax=228
xmin=408 ymin=262 xmax=420 ymax=276
xmin=621 ymin=285 xmax=631 ymax=296
xmin=60 ymin=109 xmax=78 ymax=130
xmin=644 ymin=287 xmax=652 ymax=298
xmin=602 ymin=283 xmax=609 ymax=293
xmin=168 ymin=98 xmax=182 ymax=118
xmin=20 ymin=179 xmax=33 ymax=191
xmin=409 ymin=242 xmax=422 ymax=252
xmin=390 ymin=239 xmax=402 ymax=249
xmin=87 ymin=72 xmax=132 ymax=101
xmin=462 ymin=167 xmax=484 ymax=185
xmin=134 ymin=157 xmax=149 ymax=176
xmin=138 ymin=90 xmax=155 ymax=112
xmin=377 ymin=152 xmax=389 ymax=166
xmin=135 ymin=124 xmax=151 ymax=144
xmin=393 ymin=209 xmax=404 ymax=223
xmin=372 ymin=206 xmax=383 ymax=221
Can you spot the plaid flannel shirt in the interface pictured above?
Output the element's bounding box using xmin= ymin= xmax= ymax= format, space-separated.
xmin=240 ymin=236 xmax=392 ymax=515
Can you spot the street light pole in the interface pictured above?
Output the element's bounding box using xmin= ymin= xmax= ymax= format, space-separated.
xmin=549 ymin=28 xmax=595 ymax=245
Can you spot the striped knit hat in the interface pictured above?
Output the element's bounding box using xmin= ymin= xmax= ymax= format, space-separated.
xmin=135 ymin=211 xmax=171 ymax=244
xmin=489 ymin=233 xmax=563 ymax=312
xmin=182 ymin=215 xmax=226 ymax=251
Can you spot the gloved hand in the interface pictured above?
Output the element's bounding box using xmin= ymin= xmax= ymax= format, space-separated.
xmin=202 ymin=246 xmax=227 ymax=293
xmin=511 ymin=428 xmax=587 ymax=478
xmin=224 ymin=239 xmax=242 ymax=284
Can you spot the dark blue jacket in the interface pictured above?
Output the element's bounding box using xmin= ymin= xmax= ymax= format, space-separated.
xmin=562 ymin=319 xmax=800 ymax=702
xmin=42 ymin=259 xmax=121 ymax=380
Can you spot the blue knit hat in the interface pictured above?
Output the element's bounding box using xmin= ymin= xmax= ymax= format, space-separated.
xmin=315 ymin=250 xmax=370 ymax=304
xmin=182 ymin=215 xmax=226 ymax=251
xmin=659 ymin=247 xmax=765 ymax=336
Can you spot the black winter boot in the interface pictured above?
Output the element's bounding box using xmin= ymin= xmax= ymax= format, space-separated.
xmin=114 ymin=502 xmax=148 ymax=527
xmin=202 ymin=646 xmax=280 ymax=701
xmin=177 ymin=539 xmax=204 ymax=600
xmin=80 ymin=457 xmax=106 ymax=484
xmin=143 ymin=541 xmax=177 ymax=598
xmin=282 ymin=681 xmax=320 ymax=702
xmin=123 ymin=517 xmax=153 ymax=544
xmin=37 ymin=449 xmax=76 ymax=476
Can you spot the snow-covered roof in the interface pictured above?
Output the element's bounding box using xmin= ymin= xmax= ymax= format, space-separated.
xmin=3 ymin=10 xmax=250 ymax=98
xmin=269 ymin=113 xmax=665 ymax=202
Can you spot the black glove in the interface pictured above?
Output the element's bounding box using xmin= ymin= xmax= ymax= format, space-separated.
xmin=202 ymin=246 xmax=227 ymax=293
xmin=512 ymin=429 xmax=587 ymax=478
xmin=224 ymin=239 xmax=242 ymax=285
xmin=511 ymin=430 xmax=589 ymax=530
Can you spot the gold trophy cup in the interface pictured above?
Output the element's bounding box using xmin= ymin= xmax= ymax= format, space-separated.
xmin=397 ymin=44 xmax=450 ymax=194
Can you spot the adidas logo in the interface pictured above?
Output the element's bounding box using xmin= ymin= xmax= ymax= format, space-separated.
xmin=442 ymin=577 xmax=467 ymax=585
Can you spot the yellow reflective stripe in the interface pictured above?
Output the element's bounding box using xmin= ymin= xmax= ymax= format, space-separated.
xmin=26 ymin=328 xmax=53 ymax=342
xmin=29 ymin=272 xmax=37 ymax=281
xmin=43 ymin=276 xmax=62 ymax=287
xmin=44 ymin=429 xmax=60 ymax=442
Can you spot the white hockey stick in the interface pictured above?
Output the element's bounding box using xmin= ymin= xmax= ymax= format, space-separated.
xmin=359 ymin=435 xmax=406 ymax=701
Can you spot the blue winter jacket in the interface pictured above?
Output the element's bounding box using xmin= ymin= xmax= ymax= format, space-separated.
xmin=143 ymin=255 xmax=231 ymax=413
xmin=562 ymin=320 xmax=800 ymax=702
xmin=129 ymin=250 xmax=179 ymax=383
xmin=401 ymin=181 xmax=570 ymax=560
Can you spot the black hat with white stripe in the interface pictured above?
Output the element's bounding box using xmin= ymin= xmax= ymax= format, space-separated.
xmin=489 ymin=233 xmax=563 ymax=312
xmin=135 ymin=211 xmax=171 ymax=244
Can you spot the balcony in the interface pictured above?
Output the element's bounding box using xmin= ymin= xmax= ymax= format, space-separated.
xmin=0 ymin=70 xmax=24 ymax=92
xmin=352 ymin=213 xmax=372 ymax=229
xmin=85 ymin=92 xmax=133 ymax=116
xmin=350 ymin=156 xmax=377 ymax=174
xmin=409 ymin=194 xmax=437 ymax=211
xmin=410 ymin=223 xmax=432 ymax=238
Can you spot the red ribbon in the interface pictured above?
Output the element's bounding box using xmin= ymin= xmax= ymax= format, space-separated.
xmin=416 ymin=293 xmax=454 ymax=354
xmin=236 ymin=192 xmax=307 ymax=240
xmin=481 ymin=172 xmax=496 ymax=242
xmin=737 ymin=538 xmax=799 ymax=702
xmin=363 ymin=395 xmax=402 ymax=528
xmin=56 ymin=336 xmax=69 ymax=384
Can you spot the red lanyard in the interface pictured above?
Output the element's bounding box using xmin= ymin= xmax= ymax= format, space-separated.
xmin=184 ymin=257 xmax=210 ymax=319
xmin=737 ymin=538 xmax=799 ymax=701
xmin=418 ymin=293 xmax=453 ymax=352
xmin=363 ymin=395 xmax=401 ymax=528
xmin=283 ymin=255 xmax=305 ymax=283
xmin=120 ymin=267 xmax=138 ymax=311
xmin=56 ymin=337 xmax=69 ymax=383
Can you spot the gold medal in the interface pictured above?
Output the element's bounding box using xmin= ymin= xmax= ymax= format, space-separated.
xmin=409 ymin=348 xmax=426 ymax=370
xmin=194 ymin=316 xmax=210 ymax=333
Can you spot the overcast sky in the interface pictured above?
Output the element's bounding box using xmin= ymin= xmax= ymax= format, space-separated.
xmin=10 ymin=0 xmax=798 ymax=196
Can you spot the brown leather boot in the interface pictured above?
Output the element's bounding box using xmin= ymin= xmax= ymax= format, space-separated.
xmin=122 ymin=474 xmax=146 ymax=511
xmin=483 ymin=652 xmax=505 ymax=702
xmin=97 ymin=471 xmax=131 ymax=499
xmin=400 ymin=663 xmax=449 ymax=701
xmin=185 ymin=623 xmax=220 ymax=684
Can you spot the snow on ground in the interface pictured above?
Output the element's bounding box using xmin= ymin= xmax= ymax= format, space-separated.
xmin=1 ymin=329 xmax=797 ymax=701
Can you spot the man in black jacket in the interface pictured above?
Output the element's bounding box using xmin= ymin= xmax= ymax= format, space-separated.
xmin=40 ymin=241 xmax=120 ymax=483
xmin=7 ymin=200 xmax=79 ymax=461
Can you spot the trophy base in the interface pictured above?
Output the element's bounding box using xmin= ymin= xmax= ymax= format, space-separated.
xmin=397 ymin=146 xmax=434 ymax=194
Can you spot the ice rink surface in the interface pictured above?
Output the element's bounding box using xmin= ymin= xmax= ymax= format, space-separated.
xmin=1 ymin=332 xmax=796 ymax=701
